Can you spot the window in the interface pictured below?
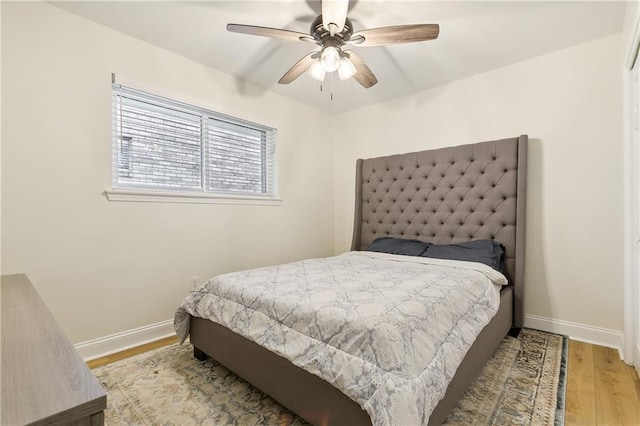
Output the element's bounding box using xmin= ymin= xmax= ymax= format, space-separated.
xmin=111 ymin=84 xmax=277 ymax=199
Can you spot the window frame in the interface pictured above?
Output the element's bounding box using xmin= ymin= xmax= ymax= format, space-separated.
xmin=106 ymin=76 xmax=281 ymax=206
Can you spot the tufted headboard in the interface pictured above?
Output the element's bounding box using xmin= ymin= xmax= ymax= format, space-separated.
xmin=351 ymin=136 xmax=527 ymax=327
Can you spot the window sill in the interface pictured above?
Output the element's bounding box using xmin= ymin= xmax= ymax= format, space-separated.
xmin=104 ymin=189 xmax=283 ymax=206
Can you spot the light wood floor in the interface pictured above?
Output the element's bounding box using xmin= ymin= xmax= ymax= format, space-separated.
xmin=88 ymin=337 xmax=640 ymax=425
xmin=86 ymin=336 xmax=178 ymax=369
xmin=565 ymin=340 xmax=640 ymax=425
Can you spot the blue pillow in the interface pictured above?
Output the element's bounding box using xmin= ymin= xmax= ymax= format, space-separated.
xmin=365 ymin=237 xmax=430 ymax=256
xmin=420 ymin=240 xmax=505 ymax=271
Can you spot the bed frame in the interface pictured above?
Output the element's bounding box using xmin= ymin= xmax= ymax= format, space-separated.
xmin=190 ymin=135 xmax=528 ymax=425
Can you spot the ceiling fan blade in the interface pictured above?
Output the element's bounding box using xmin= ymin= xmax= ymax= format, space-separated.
xmin=322 ymin=0 xmax=349 ymax=35
xmin=278 ymin=52 xmax=317 ymax=84
xmin=343 ymin=50 xmax=377 ymax=88
xmin=351 ymin=24 xmax=439 ymax=47
xmin=227 ymin=24 xmax=314 ymax=43
xmin=346 ymin=34 xmax=365 ymax=45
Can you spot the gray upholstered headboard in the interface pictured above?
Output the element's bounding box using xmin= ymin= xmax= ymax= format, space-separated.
xmin=351 ymin=136 xmax=527 ymax=327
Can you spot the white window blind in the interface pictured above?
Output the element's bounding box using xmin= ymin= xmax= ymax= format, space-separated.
xmin=112 ymin=84 xmax=277 ymax=197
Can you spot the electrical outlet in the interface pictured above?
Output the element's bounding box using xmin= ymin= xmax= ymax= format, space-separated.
xmin=189 ymin=276 xmax=200 ymax=291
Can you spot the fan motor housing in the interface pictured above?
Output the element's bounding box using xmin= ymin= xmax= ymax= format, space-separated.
xmin=310 ymin=15 xmax=354 ymax=44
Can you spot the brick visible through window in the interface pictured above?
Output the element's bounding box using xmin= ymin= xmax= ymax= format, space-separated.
xmin=112 ymin=84 xmax=276 ymax=196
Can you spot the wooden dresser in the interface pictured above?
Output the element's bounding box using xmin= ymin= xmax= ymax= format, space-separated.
xmin=1 ymin=274 xmax=107 ymax=425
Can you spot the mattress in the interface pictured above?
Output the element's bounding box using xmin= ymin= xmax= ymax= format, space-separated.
xmin=174 ymin=251 xmax=507 ymax=425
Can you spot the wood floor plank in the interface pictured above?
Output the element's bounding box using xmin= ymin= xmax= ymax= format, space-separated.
xmin=568 ymin=340 xmax=595 ymax=385
xmin=594 ymin=369 xmax=640 ymax=425
xmin=590 ymin=343 xmax=640 ymax=425
xmin=633 ymin=367 xmax=640 ymax=402
xmin=593 ymin=345 xmax=629 ymax=376
xmin=565 ymin=340 xmax=596 ymax=425
xmin=86 ymin=336 xmax=178 ymax=369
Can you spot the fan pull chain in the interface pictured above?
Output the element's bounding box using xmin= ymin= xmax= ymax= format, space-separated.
xmin=330 ymin=73 xmax=334 ymax=101
xmin=317 ymin=77 xmax=334 ymax=100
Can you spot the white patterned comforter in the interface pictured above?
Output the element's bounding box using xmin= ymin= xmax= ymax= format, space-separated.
xmin=174 ymin=251 xmax=507 ymax=425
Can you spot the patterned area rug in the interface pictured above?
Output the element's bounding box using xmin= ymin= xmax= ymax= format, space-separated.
xmin=93 ymin=328 xmax=567 ymax=425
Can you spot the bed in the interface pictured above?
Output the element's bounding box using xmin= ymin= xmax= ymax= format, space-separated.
xmin=174 ymin=135 xmax=527 ymax=425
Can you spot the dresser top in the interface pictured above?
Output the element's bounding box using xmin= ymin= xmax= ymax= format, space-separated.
xmin=1 ymin=274 xmax=106 ymax=425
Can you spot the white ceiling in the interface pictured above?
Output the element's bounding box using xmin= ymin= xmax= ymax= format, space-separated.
xmin=53 ymin=1 xmax=626 ymax=113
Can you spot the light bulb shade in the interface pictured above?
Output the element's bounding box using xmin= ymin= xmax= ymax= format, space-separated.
xmin=322 ymin=0 xmax=349 ymax=35
xmin=338 ymin=56 xmax=357 ymax=81
xmin=320 ymin=46 xmax=340 ymax=72
xmin=307 ymin=60 xmax=326 ymax=81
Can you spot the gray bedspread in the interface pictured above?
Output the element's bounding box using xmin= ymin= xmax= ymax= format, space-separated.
xmin=174 ymin=251 xmax=506 ymax=425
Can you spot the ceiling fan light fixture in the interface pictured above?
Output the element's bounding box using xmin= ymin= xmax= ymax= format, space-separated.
xmin=320 ymin=46 xmax=340 ymax=72
xmin=307 ymin=60 xmax=326 ymax=81
xmin=227 ymin=0 xmax=440 ymax=90
xmin=338 ymin=56 xmax=357 ymax=81
xmin=322 ymin=0 xmax=349 ymax=35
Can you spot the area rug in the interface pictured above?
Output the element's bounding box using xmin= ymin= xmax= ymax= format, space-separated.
xmin=93 ymin=328 xmax=567 ymax=425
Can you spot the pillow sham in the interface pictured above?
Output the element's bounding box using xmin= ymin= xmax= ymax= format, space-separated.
xmin=420 ymin=240 xmax=505 ymax=272
xmin=365 ymin=237 xmax=430 ymax=257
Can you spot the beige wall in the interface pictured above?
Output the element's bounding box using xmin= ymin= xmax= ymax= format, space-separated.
xmin=0 ymin=2 xmax=3 ymax=277
xmin=622 ymin=0 xmax=640 ymax=365
xmin=1 ymin=2 xmax=334 ymax=343
xmin=333 ymin=34 xmax=624 ymax=331
xmin=623 ymin=1 xmax=639 ymax=58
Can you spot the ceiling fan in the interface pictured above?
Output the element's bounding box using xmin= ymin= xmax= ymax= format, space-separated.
xmin=227 ymin=0 xmax=439 ymax=88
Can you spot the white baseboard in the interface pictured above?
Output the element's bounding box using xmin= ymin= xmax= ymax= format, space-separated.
xmin=525 ymin=314 xmax=624 ymax=358
xmin=75 ymin=319 xmax=174 ymax=361
xmin=635 ymin=342 xmax=640 ymax=376
xmin=75 ymin=315 xmax=628 ymax=364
